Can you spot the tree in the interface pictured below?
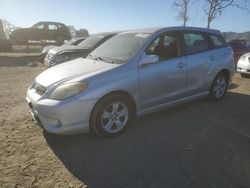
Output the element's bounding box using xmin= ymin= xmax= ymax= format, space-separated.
xmin=0 ymin=19 xmax=15 ymax=39
xmin=204 ymin=0 xmax=248 ymax=29
xmin=68 ymin=25 xmax=76 ymax=38
xmin=173 ymin=0 xmax=191 ymax=26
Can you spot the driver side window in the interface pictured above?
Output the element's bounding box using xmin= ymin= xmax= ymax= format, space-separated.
xmin=146 ymin=32 xmax=178 ymax=61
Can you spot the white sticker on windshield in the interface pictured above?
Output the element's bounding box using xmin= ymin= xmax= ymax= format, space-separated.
xmin=135 ymin=33 xmax=150 ymax=38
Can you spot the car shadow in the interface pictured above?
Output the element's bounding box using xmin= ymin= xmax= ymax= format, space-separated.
xmin=44 ymin=92 xmax=250 ymax=188
xmin=228 ymin=83 xmax=239 ymax=89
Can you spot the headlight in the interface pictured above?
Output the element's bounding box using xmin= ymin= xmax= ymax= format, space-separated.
xmin=49 ymin=82 xmax=88 ymax=100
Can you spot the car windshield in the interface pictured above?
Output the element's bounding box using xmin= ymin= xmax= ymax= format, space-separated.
xmin=32 ymin=23 xmax=42 ymax=28
xmin=78 ymin=35 xmax=105 ymax=49
xmin=89 ymin=33 xmax=150 ymax=63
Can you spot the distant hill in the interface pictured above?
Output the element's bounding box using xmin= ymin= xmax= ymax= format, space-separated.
xmin=223 ymin=31 xmax=250 ymax=41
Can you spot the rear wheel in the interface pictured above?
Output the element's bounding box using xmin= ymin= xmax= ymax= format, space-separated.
xmin=209 ymin=73 xmax=228 ymax=101
xmin=91 ymin=94 xmax=133 ymax=137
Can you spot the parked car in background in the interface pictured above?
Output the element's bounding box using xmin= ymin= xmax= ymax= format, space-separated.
xmin=229 ymin=40 xmax=249 ymax=64
xmin=26 ymin=27 xmax=234 ymax=137
xmin=230 ymin=39 xmax=248 ymax=47
xmin=10 ymin=22 xmax=71 ymax=44
xmin=41 ymin=37 xmax=86 ymax=60
xmin=44 ymin=32 xmax=117 ymax=67
xmin=237 ymin=52 xmax=250 ymax=78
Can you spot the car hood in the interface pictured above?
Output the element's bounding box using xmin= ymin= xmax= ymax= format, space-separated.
xmin=36 ymin=58 xmax=120 ymax=88
xmin=48 ymin=45 xmax=90 ymax=55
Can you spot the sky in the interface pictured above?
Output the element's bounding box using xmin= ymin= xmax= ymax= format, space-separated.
xmin=0 ymin=0 xmax=250 ymax=34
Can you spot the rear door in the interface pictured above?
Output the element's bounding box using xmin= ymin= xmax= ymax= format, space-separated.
xmin=47 ymin=24 xmax=58 ymax=40
xmin=181 ymin=31 xmax=214 ymax=96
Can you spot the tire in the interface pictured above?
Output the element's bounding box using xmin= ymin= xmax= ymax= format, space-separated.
xmin=55 ymin=35 xmax=64 ymax=44
xmin=241 ymin=73 xmax=250 ymax=78
xmin=209 ymin=73 xmax=228 ymax=101
xmin=90 ymin=94 xmax=133 ymax=137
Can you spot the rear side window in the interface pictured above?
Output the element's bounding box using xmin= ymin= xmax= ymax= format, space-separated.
xmin=210 ymin=35 xmax=226 ymax=48
xmin=183 ymin=32 xmax=209 ymax=54
xmin=48 ymin=24 xmax=57 ymax=30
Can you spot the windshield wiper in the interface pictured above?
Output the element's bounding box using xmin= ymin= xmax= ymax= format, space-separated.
xmin=88 ymin=54 xmax=116 ymax=64
xmin=94 ymin=56 xmax=115 ymax=64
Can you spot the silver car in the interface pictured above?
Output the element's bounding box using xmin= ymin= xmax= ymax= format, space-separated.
xmin=26 ymin=27 xmax=234 ymax=137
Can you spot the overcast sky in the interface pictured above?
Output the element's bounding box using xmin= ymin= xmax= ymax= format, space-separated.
xmin=1 ymin=0 xmax=250 ymax=34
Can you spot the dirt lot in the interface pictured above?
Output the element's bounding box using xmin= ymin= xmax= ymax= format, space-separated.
xmin=0 ymin=65 xmax=250 ymax=188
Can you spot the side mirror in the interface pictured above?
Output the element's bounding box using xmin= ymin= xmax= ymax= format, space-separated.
xmin=139 ymin=54 xmax=159 ymax=66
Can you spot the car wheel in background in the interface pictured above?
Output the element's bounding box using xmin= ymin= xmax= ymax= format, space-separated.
xmin=90 ymin=94 xmax=133 ymax=137
xmin=209 ymin=73 xmax=228 ymax=101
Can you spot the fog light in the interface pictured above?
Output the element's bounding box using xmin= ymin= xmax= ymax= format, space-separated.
xmin=49 ymin=119 xmax=62 ymax=128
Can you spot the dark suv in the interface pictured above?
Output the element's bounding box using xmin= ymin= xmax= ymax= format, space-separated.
xmin=10 ymin=22 xmax=71 ymax=44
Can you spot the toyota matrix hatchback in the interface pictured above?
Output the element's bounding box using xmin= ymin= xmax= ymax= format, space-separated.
xmin=26 ymin=27 xmax=234 ymax=137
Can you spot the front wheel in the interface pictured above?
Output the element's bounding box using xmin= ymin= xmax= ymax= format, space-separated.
xmin=209 ymin=73 xmax=228 ymax=101
xmin=91 ymin=94 xmax=133 ymax=137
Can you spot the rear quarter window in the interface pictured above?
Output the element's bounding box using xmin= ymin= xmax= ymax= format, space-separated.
xmin=209 ymin=34 xmax=227 ymax=48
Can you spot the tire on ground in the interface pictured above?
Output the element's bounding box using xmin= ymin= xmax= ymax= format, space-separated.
xmin=209 ymin=72 xmax=229 ymax=101
xmin=90 ymin=94 xmax=133 ymax=138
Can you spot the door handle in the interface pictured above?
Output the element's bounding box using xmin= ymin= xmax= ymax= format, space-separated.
xmin=176 ymin=62 xmax=185 ymax=68
xmin=210 ymin=55 xmax=216 ymax=61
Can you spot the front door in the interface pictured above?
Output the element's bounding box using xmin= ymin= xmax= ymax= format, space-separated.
xmin=138 ymin=31 xmax=187 ymax=109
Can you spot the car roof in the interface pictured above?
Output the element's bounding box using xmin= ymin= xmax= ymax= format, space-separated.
xmin=121 ymin=26 xmax=221 ymax=35
xmin=37 ymin=21 xmax=65 ymax=25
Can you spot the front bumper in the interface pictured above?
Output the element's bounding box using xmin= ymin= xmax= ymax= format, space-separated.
xmin=26 ymin=88 xmax=97 ymax=135
xmin=237 ymin=59 xmax=250 ymax=75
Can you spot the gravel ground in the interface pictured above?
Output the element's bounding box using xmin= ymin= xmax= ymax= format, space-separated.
xmin=0 ymin=66 xmax=250 ymax=188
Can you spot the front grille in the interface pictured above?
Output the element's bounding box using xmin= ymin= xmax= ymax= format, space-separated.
xmin=34 ymin=82 xmax=46 ymax=96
